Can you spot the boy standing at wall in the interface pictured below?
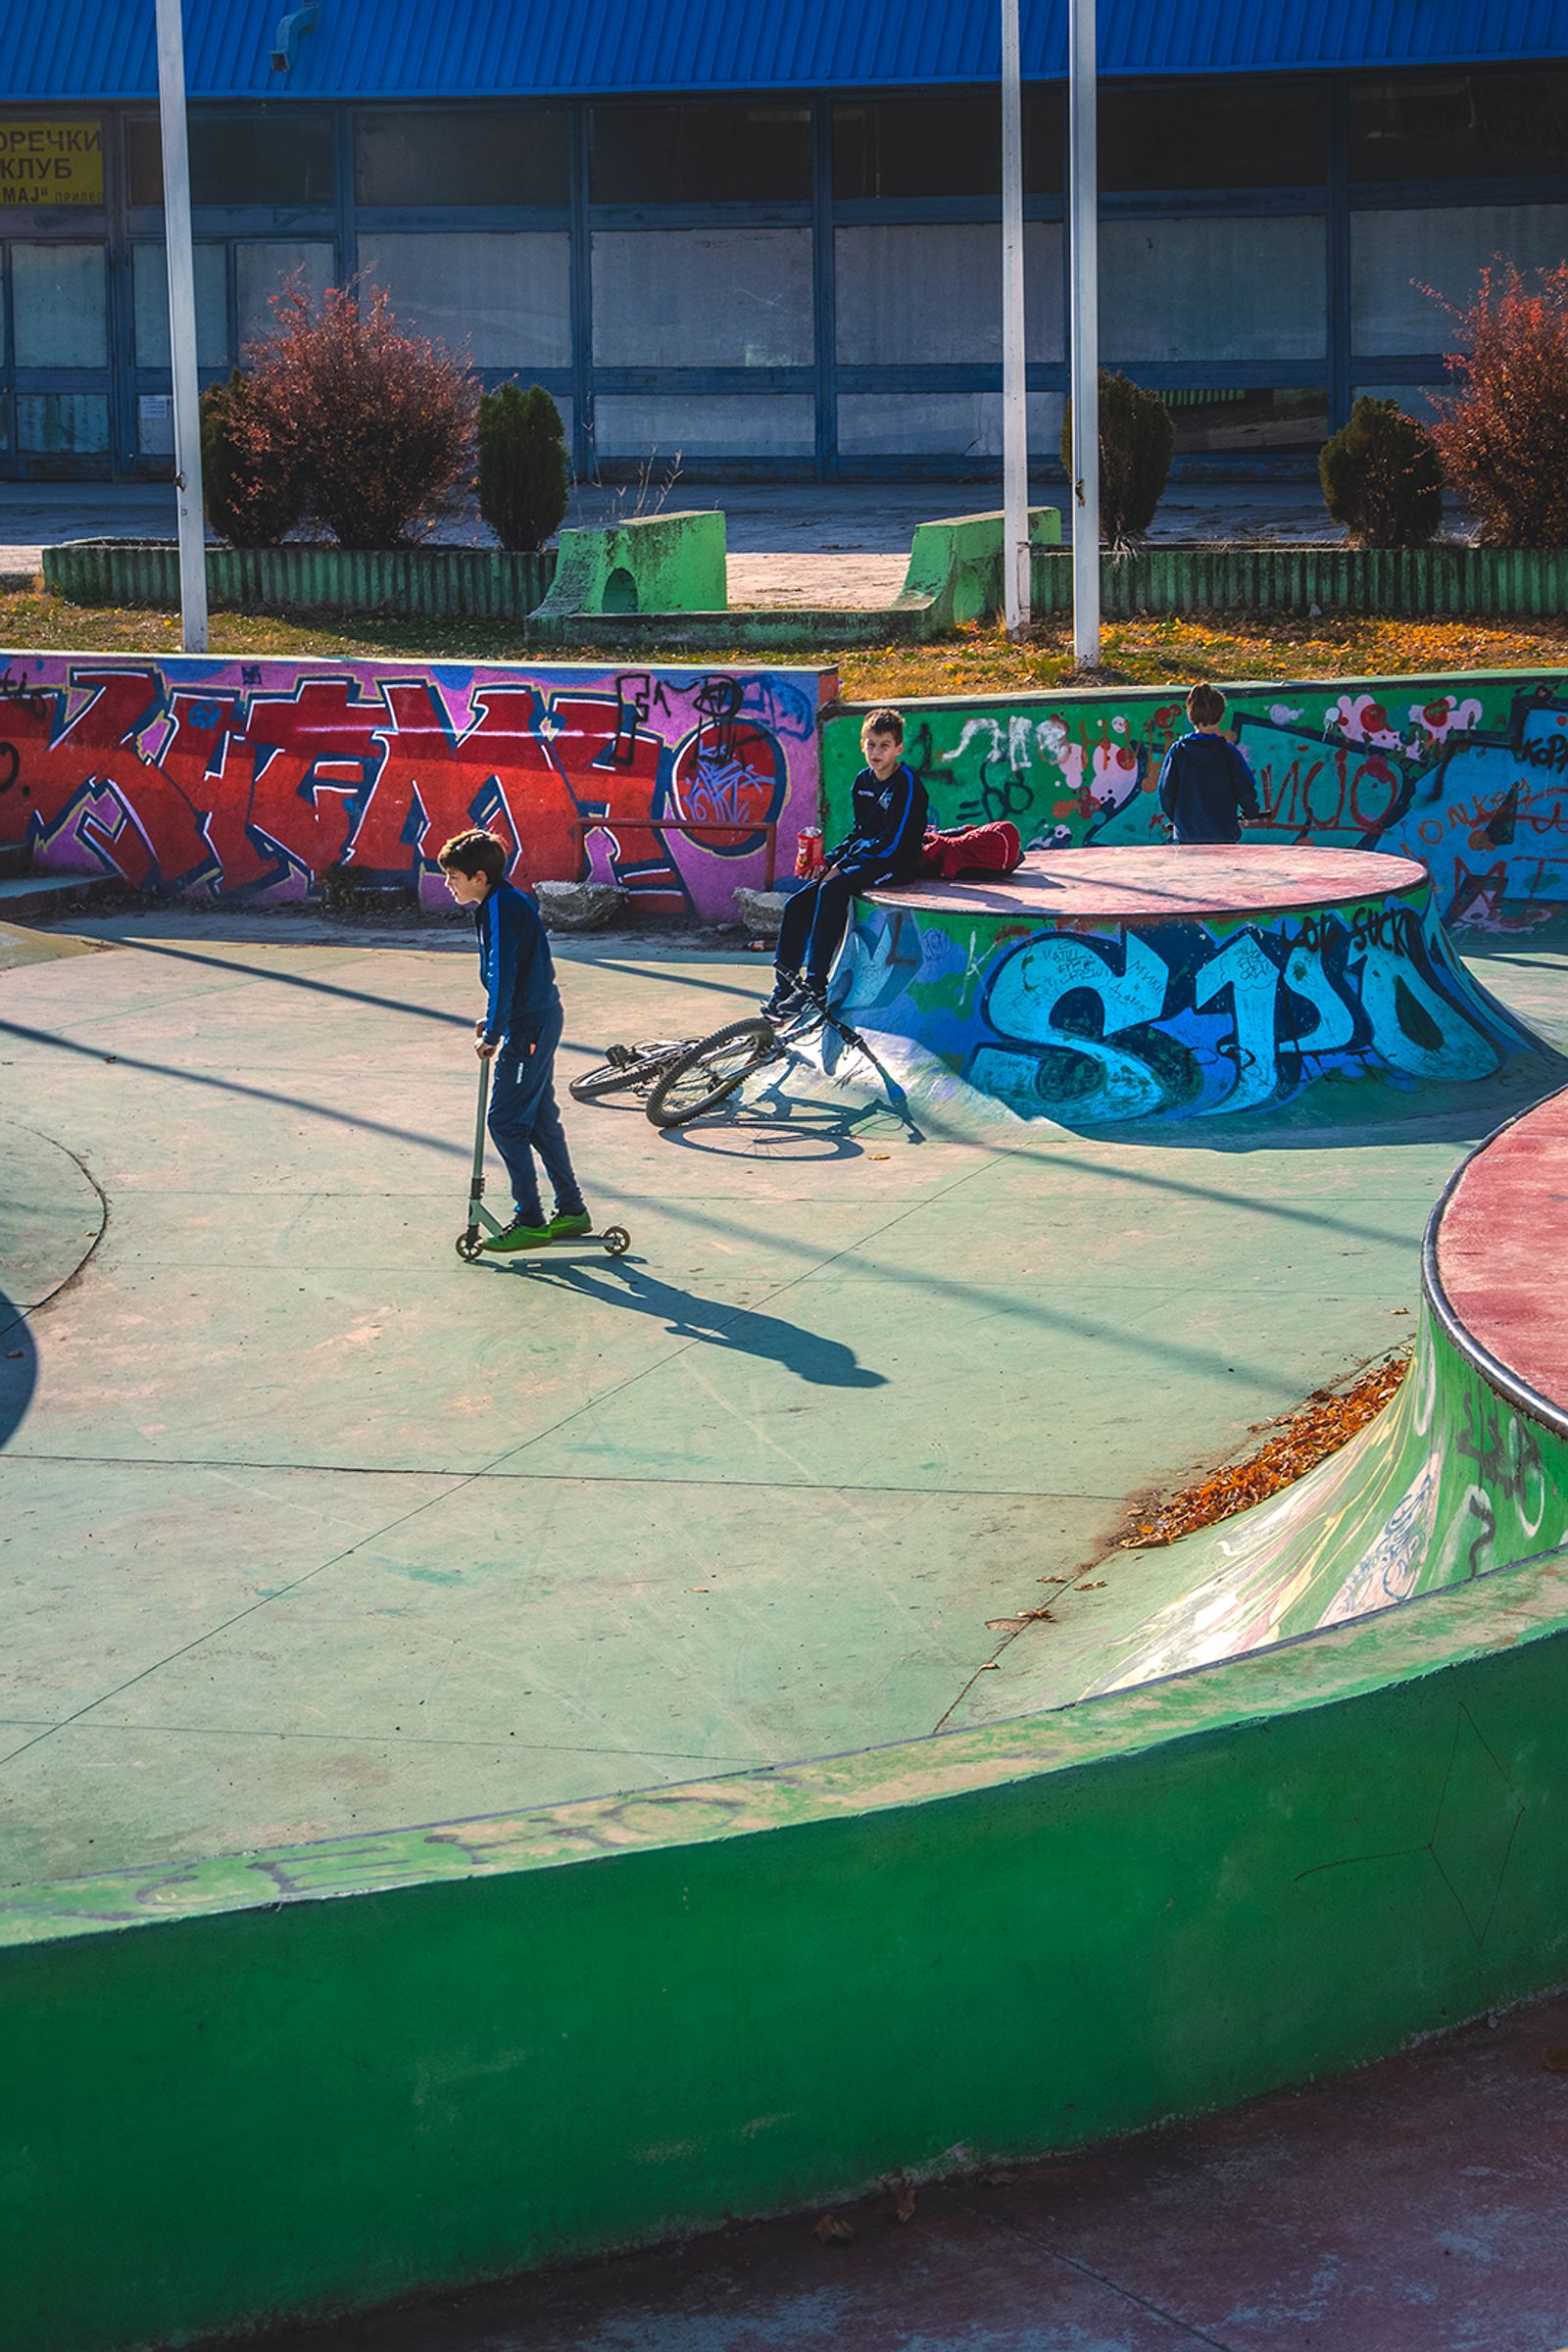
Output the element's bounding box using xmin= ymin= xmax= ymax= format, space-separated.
xmin=1157 ymin=685 xmax=1262 ymax=844
xmin=439 ymin=829 xmax=591 ymax=1252
xmin=763 ymin=706 xmax=928 ymax=1020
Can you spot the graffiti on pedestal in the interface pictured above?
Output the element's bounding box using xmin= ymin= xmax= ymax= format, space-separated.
xmin=840 ymin=886 xmax=1536 ymax=1124
xmin=0 ymin=656 xmax=826 ymax=918
xmin=825 ymin=672 xmax=1568 ymax=931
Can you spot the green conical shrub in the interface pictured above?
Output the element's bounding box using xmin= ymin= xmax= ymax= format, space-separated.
xmin=477 ymin=382 xmax=570 ymax=554
xmin=1061 ymin=370 xmax=1175 ymax=548
xmin=1320 ymin=396 xmax=1443 ymax=547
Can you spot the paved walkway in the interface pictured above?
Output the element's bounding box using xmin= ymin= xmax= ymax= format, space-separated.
xmin=215 ymin=1984 xmax=1568 ymax=2352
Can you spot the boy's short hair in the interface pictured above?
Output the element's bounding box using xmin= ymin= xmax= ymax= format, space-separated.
xmin=861 ymin=706 xmax=905 ymax=746
xmin=1187 ymin=684 xmax=1227 ymax=727
xmin=438 ymin=828 xmax=508 ymax=885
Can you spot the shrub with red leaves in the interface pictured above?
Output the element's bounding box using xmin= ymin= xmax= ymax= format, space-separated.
xmin=1428 ymin=262 xmax=1568 ymax=548
xmin=243 ymin=278 xmax=475 ymax=549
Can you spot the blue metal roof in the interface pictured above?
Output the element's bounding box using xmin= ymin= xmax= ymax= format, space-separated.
xmin=3 ymin=0 xmax=1566 ymax=101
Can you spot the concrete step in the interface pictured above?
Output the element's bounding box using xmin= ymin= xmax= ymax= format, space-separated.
xmin=0 ymin=870 xmax=117 ymax=920
xmin=0 ymin=843 xmax=30 ymax=880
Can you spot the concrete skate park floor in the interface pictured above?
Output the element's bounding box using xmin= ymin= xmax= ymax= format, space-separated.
xmin=3 ymin=909 xmax=1568 ymax=1892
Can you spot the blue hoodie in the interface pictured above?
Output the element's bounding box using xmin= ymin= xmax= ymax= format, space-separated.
xmin=1156 ymin=732 xmax=1261 ymax=845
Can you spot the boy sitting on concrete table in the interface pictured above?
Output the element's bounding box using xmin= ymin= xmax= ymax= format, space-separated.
xmin=762 ymin=706 xmax=929 ymax=1022
xmin=438 ymin=827 xmax=592 ymax=1253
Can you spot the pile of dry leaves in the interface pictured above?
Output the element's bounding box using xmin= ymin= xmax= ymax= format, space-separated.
xmin=1123 ymin=1351 xmax=1411 ymax=1549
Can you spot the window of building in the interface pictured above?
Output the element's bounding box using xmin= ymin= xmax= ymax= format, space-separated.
xmin=594 ymin=394 xmax=815 ymax=459
xmin=1100 ymin=216 xmax=1327 ymax=363
xmin=1100 ymin=76 xmax=1327 ymax=189
xmin=11 ymin=242 xmax=107 ymax=368
xmin=1160 ymin=388 xmax=1328 ymax=455
xmin=235 ymin=240 xmax=334 ymax=349
xmin=132 ymin=242 xmax=230 ymax=368
xmin=589 ymin=105 xmax=811 ymax=205
xmin=836 ymin=390 xmax=1064 ymax=458
xmin=17 ymin=391 xmax=109 ymax=454
xmin=1350 ymin=203 xmax=1568 ymax=353
xmin=592 ymin=228 xmax=813 ymax=367
xmin=356 ymin=232 xmax=570 ymax=368
xmin=1350 ymin=382 xmax=1444 ymax=423
xmin=1350 ymin=69 xmax=1568 ymax=181
xmin=355 ymin=109 xmax=569 ymax=208
xmin=835 ymin=223 xmax=1064 ymax=364
xmin=127 ymin=111 xmax=335 ymax=207
xmin=831 ymin=91 xmax=1062 ymax=199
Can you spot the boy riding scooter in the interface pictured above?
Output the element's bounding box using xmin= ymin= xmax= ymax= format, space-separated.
xmin=762 ymin=707 xmax=928 ymax=1023
xmin=438 ymin=827 xmax=592 ymax=1253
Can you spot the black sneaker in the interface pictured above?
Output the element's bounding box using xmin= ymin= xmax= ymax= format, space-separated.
xmin=760 ymin=977 xmax=807 ymax=1023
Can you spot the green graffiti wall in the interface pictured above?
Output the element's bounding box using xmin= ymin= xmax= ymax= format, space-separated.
xmin=824 ymin=670 xmax=1568 ymax=931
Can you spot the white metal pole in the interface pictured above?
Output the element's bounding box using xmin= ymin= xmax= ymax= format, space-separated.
xmin=155 ymin=0 xmax=209 ymax=654
xmin=1067 ymin=0 xmax=1100 ymax=665
xmin=1001 ymin=0 xmax=1029 ymax=634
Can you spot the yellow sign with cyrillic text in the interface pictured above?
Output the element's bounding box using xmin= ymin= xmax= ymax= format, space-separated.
xmin=0 ymin=122 xmax=104 ymax=207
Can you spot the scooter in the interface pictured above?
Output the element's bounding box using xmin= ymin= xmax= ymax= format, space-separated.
xmin=456 ymin=1056 xmax=631 ymax=1263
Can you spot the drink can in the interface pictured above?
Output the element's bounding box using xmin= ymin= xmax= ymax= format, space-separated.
xmin=795 ymin=827 xmax=823 ymax=878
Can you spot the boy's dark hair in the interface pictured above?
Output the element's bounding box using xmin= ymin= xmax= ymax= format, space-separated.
xmin=1187 ymin=684 xmax=1227 ymax=727
xmin=438 ymin=828 xmax=508 ymax=885
xmin=861 ymin=706 xmax=905 ymax=746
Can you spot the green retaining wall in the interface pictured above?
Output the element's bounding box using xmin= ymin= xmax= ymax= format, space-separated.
xmin=41 ymin=539 xmax=557 ymax=619
xmin=1030 ymin=540 xmax=1568 ymax=617
xmin=7 ymin=1533 xmax=1568 ymax=2352
xmin=825 ymin=664 xmax=1568 ymax=932
xmin=529 ymin=510 xmax=727 ymax=621
xmin=897 ymin=505 xmax=1062 ymax=630
xmin=532 ymin=506 xmax=1062 ymax=650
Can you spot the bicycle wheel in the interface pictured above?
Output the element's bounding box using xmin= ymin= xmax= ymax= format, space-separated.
xmin=645 ymin=1018 xmax=780 ymax=1129
xmin=569 ymin=1040 xmax=688 ymax=1102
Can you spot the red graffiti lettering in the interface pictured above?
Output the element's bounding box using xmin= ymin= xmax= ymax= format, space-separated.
xmin=348 ymin=681 xmax=578 ymax=881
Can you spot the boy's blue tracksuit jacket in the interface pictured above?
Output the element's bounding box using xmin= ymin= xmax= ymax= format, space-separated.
xmin=474 ymin=882 xmax=559 ymax=1047
xmin=1156 ymin=732 xmax=1262 ymax=845
xmin=827 ymin=760 xmax=929 ymax=876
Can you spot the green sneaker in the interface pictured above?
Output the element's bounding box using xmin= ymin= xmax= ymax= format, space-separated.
xmin=548 ymin=1207 xmax=593 ymax=1239
xmin=480 ymin=1218 xmax=554 ymax=1252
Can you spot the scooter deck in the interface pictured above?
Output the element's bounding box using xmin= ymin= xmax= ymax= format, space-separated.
xmin=457 ymin=1222 xmax=631 ymax=1262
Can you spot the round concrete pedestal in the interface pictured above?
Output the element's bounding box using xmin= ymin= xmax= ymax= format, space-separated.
xmin=838 ymin=845 xmax=1543 ymax=1123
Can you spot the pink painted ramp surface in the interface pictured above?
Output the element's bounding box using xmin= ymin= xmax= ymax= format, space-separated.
xmin=1436 ymin=1087 xmax=1568 ymax=1418
xmin=870 ymin=843 xmax=1427 ymax=920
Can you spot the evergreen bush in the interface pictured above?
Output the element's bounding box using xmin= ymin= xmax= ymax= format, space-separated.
xmin=477 ymin=382 xmax=569 ymax=552
xmin=1061 ymin=371 xmax=1175 ymax=548
xmin=1319 ymin=397 xmax=1443 ymax=546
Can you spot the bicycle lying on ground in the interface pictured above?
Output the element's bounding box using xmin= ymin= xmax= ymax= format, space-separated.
xmin=570 ymin=1004 xmax=870 ymax=1130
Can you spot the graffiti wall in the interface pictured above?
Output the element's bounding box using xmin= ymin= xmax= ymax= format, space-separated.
xmin=0 ymin=655 xmax=833 ymax=919
xmin=838 ymin=876 xmax=1542 ymax=1124
xmin=824 ymin=669 xmax=1568 ymax=931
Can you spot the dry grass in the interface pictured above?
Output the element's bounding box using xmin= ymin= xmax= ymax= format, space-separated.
xmin=1122 ymin=1351 xmax=1412 ymax=1548
xmin=4 ymin=590 xmax=1568 ymax=696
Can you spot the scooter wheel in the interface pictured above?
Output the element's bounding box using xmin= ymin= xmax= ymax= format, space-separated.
xmin=602 ymin=1225 xmax=631 ymax=1256
xmin=456 ymin=1231 xmax=484 ymax=1261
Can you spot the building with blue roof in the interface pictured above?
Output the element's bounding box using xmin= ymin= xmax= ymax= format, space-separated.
xmin=0 ymin=0 xmax=1564 ymax=482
